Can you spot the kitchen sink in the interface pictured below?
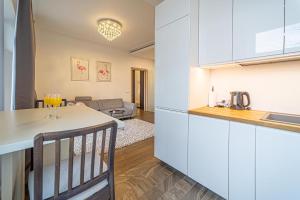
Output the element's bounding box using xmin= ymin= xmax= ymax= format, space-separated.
xmin=262 ymin=113 xmax=300 ymax=126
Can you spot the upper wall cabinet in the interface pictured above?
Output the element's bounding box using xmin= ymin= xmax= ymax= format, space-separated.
xmin=199 ymin=0 xmax=233 ymax=66
xmin=285 ymin=0 xmax=300 ymax=54
xmin=233 ymin=0 xmax=284 ymax=60
xmin=155 ymin=0 xmax=189 ymax=29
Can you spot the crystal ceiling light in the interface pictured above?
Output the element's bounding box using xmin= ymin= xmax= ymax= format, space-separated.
xmin=97 ymin=18 xmax=122 ymax=41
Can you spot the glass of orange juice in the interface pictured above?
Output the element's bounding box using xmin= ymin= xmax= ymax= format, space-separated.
xmin=44 ymin=94 xmax=52 ymax=118
xmin=44 ymin=94 xmax=51 ymax=107
xmin=51 ymin=94 xmax=62 ymax=119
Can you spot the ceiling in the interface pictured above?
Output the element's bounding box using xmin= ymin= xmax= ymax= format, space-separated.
xmin=32 ymin=0 xmax=162 ymax=55
xmin=143 ymin=0 xmax=164 ymax=6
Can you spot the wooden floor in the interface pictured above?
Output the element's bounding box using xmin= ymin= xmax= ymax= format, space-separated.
xmin=114 ymin=137 xmax=224 ymax=200
xmin=135 ymin=108 xmax=155 ymax=124
xmin=25 ymin=110 xmax=223 ymax=200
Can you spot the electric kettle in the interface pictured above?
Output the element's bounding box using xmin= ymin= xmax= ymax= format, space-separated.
xmin=230 ymin=91 xmax=251 ymax=110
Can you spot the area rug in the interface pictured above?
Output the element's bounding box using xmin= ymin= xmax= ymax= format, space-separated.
xmin=74 ymin=119 xmax=154 ymax=155
xmin=114 ymin=119 xmax=154 ymax=149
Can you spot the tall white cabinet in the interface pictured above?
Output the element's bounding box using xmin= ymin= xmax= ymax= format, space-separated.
xmin=155 ymin=109 xmax=188 ymax=174
xmin=285 ymin=0 xmax=300 ymax=54
xmin=233 ymin=0 xmax=284 ymax=60
xmin=155 ymin=0 xmax=199 ymax=175
xmin=155 ymin=16 xmax=190 ymax=111
xmin=198 ymin=0 xmax=233 ymax=65
xmin=155 ymin=0 xmax=189 ymax=29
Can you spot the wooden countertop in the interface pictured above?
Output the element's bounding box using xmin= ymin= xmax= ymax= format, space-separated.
xmin=189 ymin=107 xmax=300 ymax=133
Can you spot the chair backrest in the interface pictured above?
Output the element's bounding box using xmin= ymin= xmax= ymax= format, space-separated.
xmin=35 ymin=99 xmax=68 ymax=108
xmin=33 ymin=121 xmax=118 ymax=200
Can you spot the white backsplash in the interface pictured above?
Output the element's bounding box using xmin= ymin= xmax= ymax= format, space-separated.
xmin=210 ymin=60 xmax=300 ymax=115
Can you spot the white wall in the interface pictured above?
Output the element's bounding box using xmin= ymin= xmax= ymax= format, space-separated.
xmin=0 ymin=0 xmax=4 ymax=111
xmin=210 ymin=61 xmax=300 ymax=115
xmin=189 ymin=66 xmax=210 ymax=109
xmin=35 ymin=27 xmax=155 ymax=111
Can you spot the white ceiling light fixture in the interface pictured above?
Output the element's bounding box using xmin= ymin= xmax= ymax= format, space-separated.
xmin=97 ymin=18 xmax=122 ymax=41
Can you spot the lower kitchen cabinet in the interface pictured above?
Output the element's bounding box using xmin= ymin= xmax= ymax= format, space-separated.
xmin=154 ymin=108 xmax=188 ymax=174
xmin=229 ymin=122 xmax=255 ymax=200
xmin=256 ymin=126 xmax=300 ymax=200
xmin=187 ymin=114 xmax=300 ymax=199
xmin=188 ymin=115 xmax=229 ymax=199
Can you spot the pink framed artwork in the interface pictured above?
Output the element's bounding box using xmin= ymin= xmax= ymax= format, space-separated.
xmin=96 ymin=61 xmax=111 ymax=82
xmin=71 ymin=57 xmax=89 ymax=81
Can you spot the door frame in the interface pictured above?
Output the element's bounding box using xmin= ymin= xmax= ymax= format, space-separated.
xmin=131 ymin=67 xmax=149 ymax=111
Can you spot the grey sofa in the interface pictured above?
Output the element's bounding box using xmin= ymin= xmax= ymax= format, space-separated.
xmin=75 ymin=96 xmax=136 ymax=119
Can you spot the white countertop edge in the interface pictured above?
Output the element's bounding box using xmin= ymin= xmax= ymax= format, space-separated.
xmin=0 ymin=119 xmax=125 ymax=156
xmin=0 ymin=139 xmax=33 ymax=155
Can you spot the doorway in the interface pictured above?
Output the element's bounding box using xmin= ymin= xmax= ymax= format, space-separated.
xmin=131 ymin=68 xmax=148 ymax=111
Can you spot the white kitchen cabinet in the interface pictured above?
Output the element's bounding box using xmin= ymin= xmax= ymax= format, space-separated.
xmin=188 ymin=115 xmax=229 ymax=199
xmin=155 ymin=0 xmax=189 ymax=29
xmin=155 ymin=16 xmax=190 ymax=112
xmin=199 ymin=0 xmax=232 ymax=66
xmin=256 ymin=126 xmax=300 ymax=200
xmin=155 ymin=108 xmax=188 ymax=174
xmin=285 ymin=0 xmax=300 ymax=54
xmin=229 ymin=122 xmax=255 ymax=200
xmin=233 ymin=0 xmax=284 ymax=60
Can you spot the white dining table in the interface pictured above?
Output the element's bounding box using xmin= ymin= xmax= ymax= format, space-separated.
xmin=0 ymin=105 xmax=124 ymax=200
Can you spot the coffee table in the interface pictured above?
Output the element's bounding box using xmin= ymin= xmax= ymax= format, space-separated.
xmin=109 ymin=109 xmax=125 ymax=117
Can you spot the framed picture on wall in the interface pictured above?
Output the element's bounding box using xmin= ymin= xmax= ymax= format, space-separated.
xmin=71 ymin=57 xmax=89 ymax=81
xmin=96 ymin=61 xmax=111 ymax=82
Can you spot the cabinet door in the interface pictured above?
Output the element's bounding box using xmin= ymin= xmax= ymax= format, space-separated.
xmin=199 ymin=0 xmax=232 ymax=66
xmin=155 ymin=0 xmax=189 ymax=29
xmin=233 ymin=0 xmax=284 ymax=60
xmin=229 ymin=122 xmax=255 ymax=200
xmin=188 ymin=115 xmax=229 ymax=199
xmin=155 ymin=16 xmax=190 ymax=112
xmin=285 ymin=0 xmax=300 ymax=54
xmin=155 ymin=108 xmax=188 ymax=174
xmin=256 ymin=126 xmax=300 ymax=200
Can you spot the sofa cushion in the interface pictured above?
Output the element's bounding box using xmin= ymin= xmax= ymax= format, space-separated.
xmin=85 ymin=101 xmax=100 ymax=111
xmin=99 ymin=99 xmax=124 ymax=110
xmin=75 ymin=96 xmax=92 ymax=102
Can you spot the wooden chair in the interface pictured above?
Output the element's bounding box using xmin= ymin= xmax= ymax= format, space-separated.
xmin=28 ymin=121 xmax=118 ymax=200
xmin=26 ymin=99 xmax=68 ymax=171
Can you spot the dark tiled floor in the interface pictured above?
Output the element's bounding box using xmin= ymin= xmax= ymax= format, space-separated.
xmin=114 ymin=137 xmax=224 ymax=200
xmin=114 ymin=109 xmax=224 ymax=200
